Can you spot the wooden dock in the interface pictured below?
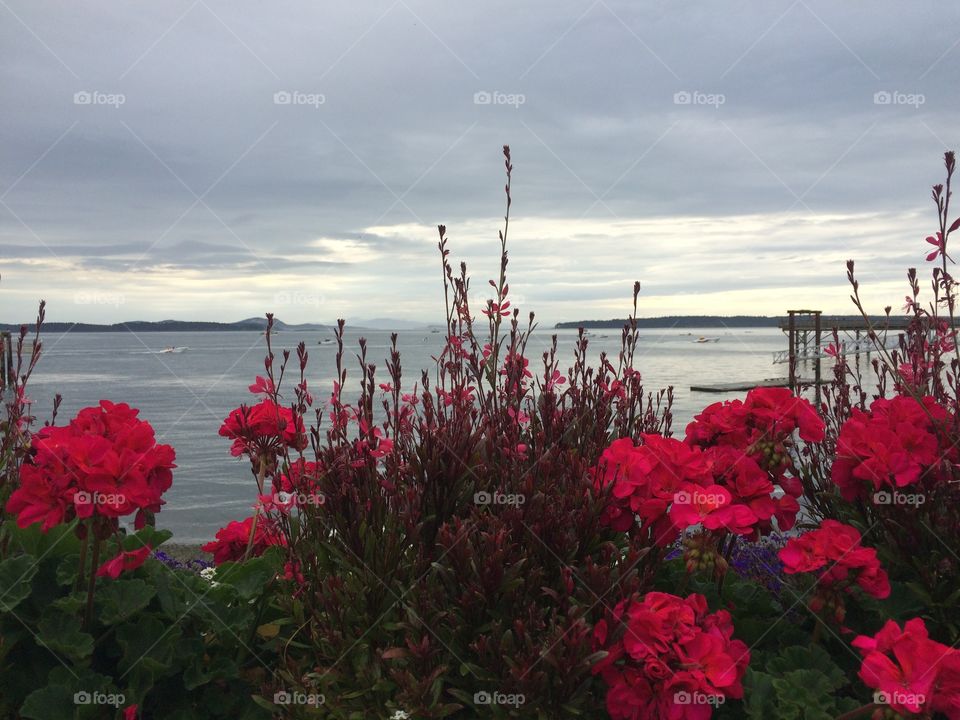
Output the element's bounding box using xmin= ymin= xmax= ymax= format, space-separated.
xmin=690 ymin=377 xmax=826 ymax=393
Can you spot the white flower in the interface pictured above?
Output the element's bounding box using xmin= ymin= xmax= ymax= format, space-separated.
xmin=199 ymin=566 xmax=220 ymax=587
xmin=389 ymin=711 xmax=411 ymax=719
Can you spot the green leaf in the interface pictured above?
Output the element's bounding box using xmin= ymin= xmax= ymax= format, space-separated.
xmin=215 ymin=550 xmax=281 ymax=600
xmin=98 ymin=578 xmax=156 ymax=624
xmin=116 ymin=615 xmax=181 ymax=674
xmin=55 ymin=554 xmax=80 ymax=586
xmin=0 ymin=554 xmax=39 ymax=611
xmin=18 ymin=684 xmax=76 ymax=720
xmin=37 ymin=611 xmax=94 ymax=660
xmin=124 ymin=526 xmax=173 ymax=552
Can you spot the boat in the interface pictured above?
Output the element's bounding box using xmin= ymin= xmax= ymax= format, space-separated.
xmin=160 ymin=346 xmax=188 ymax=354
xmin=693 ymin=337 xmax=719 ymax=344
xmin=318 ymin=338 xmax=334 ymax=345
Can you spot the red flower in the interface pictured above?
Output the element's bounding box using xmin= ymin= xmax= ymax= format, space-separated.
xmin=853 ymin=618 xmax=960 ymax=717
xmin=5 ymin=401 xmax=175 ymax=532
xmin=832 ymin=395 xmax=951 ymax=500
xmin=201 ymin=515 xmax=285 ymax=565
xmin=96 ymin=545 xmax=152 ymax=579
xmin=219 ymin=399 xmax=307 ymax=459
xmin=779 ymin=520 xmax=890 ymax=600
xmin=926 ymin=231 xmax=951 ymax=262
xmin=123 ymin=705 xmax=139 ymax=720
xmin=594 ymin=592 xmax=749 ymax=720
xmin=593 ymin=435 xmax=712 ymax=545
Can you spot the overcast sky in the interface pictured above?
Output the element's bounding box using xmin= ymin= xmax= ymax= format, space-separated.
xmin=1 ymin=1 xmax=958 ymax=325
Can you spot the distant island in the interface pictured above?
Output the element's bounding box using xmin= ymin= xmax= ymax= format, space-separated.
xmin=555 ymin=316 xmax=778 ymax=329
xmin=554 ymin=315 xmax=905 ymax=329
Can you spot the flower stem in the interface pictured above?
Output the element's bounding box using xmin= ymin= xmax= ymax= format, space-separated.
xmin=84 ymin=538 xmax=100 ymax=630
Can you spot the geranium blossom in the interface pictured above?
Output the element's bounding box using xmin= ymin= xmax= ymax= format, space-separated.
xmin=5 ymin=400 xmax=175 ymax=531
xmin=593 ymin=592 xmax=750 ymax=720
xmin=853 ymin=618 xmax=960 ymax=718
xmin=96 ymin=545 xmax=152 ymax=579
xmin=202 ymin=515 xmax=286 ymax=565
xmin=832 ymin=395 xmax=952 ymax=500
xmin=219 ymin=399 xmax=307 ymax=459
xmin=779 ymin=520 xmax=890 ymax=600
xmin=593 ymin=435 xmax=712 ymax=545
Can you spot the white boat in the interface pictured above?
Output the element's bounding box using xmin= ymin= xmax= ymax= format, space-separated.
xmin=693 ymin=337 xmax=719 ymax=344
xmin=159 ymin=346 xmax=188 ymax=354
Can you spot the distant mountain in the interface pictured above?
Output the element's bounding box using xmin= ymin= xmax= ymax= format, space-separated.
xmin=0 ymin=318 xmax=333 ymax=333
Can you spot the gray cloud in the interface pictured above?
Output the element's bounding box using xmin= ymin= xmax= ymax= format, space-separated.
xmin=1 ymin=0 xmax=958 ymax=323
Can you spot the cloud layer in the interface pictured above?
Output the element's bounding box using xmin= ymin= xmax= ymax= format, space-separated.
xmin=2 ymin=0 xmax=958 ymax=324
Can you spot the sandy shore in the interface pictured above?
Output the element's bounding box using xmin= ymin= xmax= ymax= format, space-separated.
xmin=159 ymin=543 xmax=210 ymax=563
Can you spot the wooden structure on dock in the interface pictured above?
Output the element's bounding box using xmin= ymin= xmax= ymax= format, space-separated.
xmin=0 ymin=332 xmax=14 ymax=391
xmin=691 ymin=309 xmax=900 ymax=400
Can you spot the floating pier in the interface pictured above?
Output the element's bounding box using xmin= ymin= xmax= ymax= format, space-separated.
xmin=690 ymin=377 xmax=826 ymax=393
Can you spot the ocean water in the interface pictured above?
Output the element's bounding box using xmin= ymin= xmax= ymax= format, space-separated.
xmin=23 ymin=327 xmax=794 ymax=542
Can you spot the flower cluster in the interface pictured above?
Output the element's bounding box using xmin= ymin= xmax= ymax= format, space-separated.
xmin=5 ymin=400 xmax=175 ymax=532
xmin=853 ymin=618 xmax=960 ymax=718
xmin=219 ymin=399 xmax=307 ymax=461
xmin=201 ymin=515 xmax=285 ymax=565
xmin=595 ymin=387 xmax=824 ymax=547
xmin=832 ymin=395 xmax=954 ymax=501
xmin=683 ymin=387 xmax=825 ymax=536
xmin=594 ymin=435 xmax=711 ymax=545
xmin=779 ymin=520 xmax=890 ymax=621
xmin=593 ymin=592 xmax=750 ymax=720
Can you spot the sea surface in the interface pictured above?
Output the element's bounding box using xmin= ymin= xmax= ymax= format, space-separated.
xmin=22 ymin=327 xmax=797 ymax=542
